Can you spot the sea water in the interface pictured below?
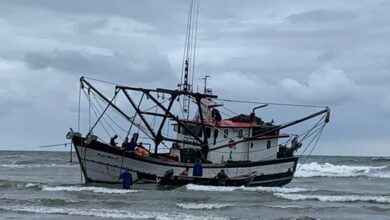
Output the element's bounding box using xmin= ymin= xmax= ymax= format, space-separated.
xmin=1 ymin=151 xmax=390 ymax=219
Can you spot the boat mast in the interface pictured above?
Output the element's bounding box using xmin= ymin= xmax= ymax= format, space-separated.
xmin=180 ymin=0 xmax=199 ymax=119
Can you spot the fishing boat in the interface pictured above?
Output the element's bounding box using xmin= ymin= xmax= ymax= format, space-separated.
xmin=66 ymin=1 xmax=330 ymax=187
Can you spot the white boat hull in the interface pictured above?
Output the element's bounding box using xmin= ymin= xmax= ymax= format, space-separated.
xmin=74 ymin=140 xmax=298 ymax=187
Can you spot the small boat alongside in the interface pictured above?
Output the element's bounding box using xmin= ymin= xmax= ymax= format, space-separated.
xmin=157 ymin=169 xmax=257 ymax=187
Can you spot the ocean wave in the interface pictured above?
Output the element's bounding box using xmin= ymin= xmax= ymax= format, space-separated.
xmin=185 ymin=184 xmax=311 ymax=193
xmin=0 ymin=182 xmax=13 ymax=189
xmin=274 ymin=193 xmax=390 ymax=203
xmin=0 ymin=205 xmax=228 ymax=220
xmin=371 ymin=157 xmax=390 ymax=162
xmin=0 ymin=206 xmax=154 ymax=219
xmin=42 ymin=186 xmax=142 ymax=194
xmin=295 ymin=162 xmax=388 ymax=178
xmin=0 ymin=153 xmax=29 ymax=158
xmin=186 ymin=184 xmax=244 ymax=192
xmin=244 ymin=186 xmax=311 ymax=193
xmin=176 ymin=203 xmax=233 ymax=210
xmin=1 ymin=181 xmax=42 ymax=189
xmin=24 ymin=183 xmax=42 ymax=188
xmin=37 ymin=198 xmax=77 ymax=206
xmin=264 ymin=204 xmax=307 ymax=209
xmin=0 ymin=163 xmax=78 ymax=168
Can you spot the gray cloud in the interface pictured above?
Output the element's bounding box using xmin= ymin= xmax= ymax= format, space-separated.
xmin=316 ymin=51 xmax=340 ymax=62
xmin=23 ymin=49 xmax=176 ymax=83
xmin=287 ymin=10 xmax=358 ymax=24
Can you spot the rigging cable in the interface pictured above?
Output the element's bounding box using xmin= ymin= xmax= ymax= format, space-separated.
xmin=126 ymin=93 xmax=145 ymax=138
xmin=216 ymin=98 xmax=328 ymax=109
xmin=91 ymin=93 xmax=127 ymax=133
xmin=83 ymin=89 xmax=114 ymax=141
xmin=296 ymin=124 xmax=325 ymax=171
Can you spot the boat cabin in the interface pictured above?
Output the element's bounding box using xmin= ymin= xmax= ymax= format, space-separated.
xmin=172 ymin=114 xmax=287 ymax=164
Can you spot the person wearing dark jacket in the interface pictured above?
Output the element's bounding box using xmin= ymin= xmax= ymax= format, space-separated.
xmin=216 ymin=169 xmax=229 ymax=186
xmin=192 ymin=160 xmax=203 ymax=177
xmin=110 ymin=135 xmax=118 ymax=146
xmin=120 ymin=168 xmax=133 ymax=189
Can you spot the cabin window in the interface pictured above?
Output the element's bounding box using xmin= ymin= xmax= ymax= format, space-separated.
xmin=205 ymin=128 xmax=211 ymax=138
xmin=250 ymin=142 xmax=254 ymax=148
xmin=178 ymin=124 xmax=181 ymax=134
xmin=197 ymin=129 xmax=202 ymax=137
xmin=223 ymin=129 xmax=228 ymax=138
xmin=238 ymin=129 xmax=243 ymax=138
xmin=267 ymin=140 xmax=271 ymax=149
xmin=182 ymin=124 xmax=201 ymax=137
xmin=213 ymin=129 xmax=218 ymax=145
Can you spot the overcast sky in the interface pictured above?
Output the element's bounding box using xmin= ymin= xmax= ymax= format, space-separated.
xmin=0 ymin=0 xmax=389 ymax=156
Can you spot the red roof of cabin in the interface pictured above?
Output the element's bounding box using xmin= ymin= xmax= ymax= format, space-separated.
xmin=181 ymin=119 xmax=260 ymax=128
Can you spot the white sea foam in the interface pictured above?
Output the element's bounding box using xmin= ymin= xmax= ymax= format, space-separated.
xmin=295 ymin=162 xmax=388 ymax=178
xmin=0 ymin=164 xmax=77 ymax=168
xmin=24 ymin=183 xmax=41 ymax=188
xmin=185 ymin=184 xmax=311 ymax=193
xmin=368 ymin=173 xmax=390 ymax=178
xmin=42 ymin=186 xmax=141 ymax=194
xmin=264 ymin=204 xmax=307 ymax=209
xmin=274 ymin=193 xmax=390 ymax=203
xmin=0 ymin=206 xmax=154 ymax=219
xmin=186 ymin=184 xmax=245 ymax=192
xmin=0 ymin=205 xmax=228 ymax=220
xmin=176 ymin=203 xmax=233 ymax=210
xmin=243 ymin=186 xmax=311 ymax=193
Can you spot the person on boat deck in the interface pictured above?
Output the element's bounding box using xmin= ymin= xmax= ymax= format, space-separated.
xmin=211 ymin=108 xmax=222 ymax=122
xmin=121 ymin=137 xmax=129 ymax=148
xmin=193 ymin=160 xmax=203 ymax=177
xmin=121 ymin=137 xmax=132 ymax=151
xmin=110 ymin=135 xmax=118 ymax=146
xmin=216 ymin=169 xmax=229 ymax=186
xmin=128 ymin=137 xmax=137 ymax=151
xmin=120 ymin=168 xmax=133 ymax=189
xmin=180 ymin=167 xmax=189 ymax=176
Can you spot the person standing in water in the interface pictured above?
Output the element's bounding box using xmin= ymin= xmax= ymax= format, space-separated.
xmin=120 ymin=168 xmax=133 ymax=189
xmin=192 ymin=160 xmax=203 ymax=177
xmin=216 ymin=169 xmax=229 ymax=186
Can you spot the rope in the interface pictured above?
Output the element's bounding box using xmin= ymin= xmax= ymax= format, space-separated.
xmin=91 ymin=92 xmax=128 ymax=134
xmin=296 ymin=124 xmax=325 ymax=170
xmin=216 ymin=98 xmax=328 ymax=109
xmin=83 ymin=76 xmax=119 ymax=86
xmin=126 ymin=93 xmax=145 ymax=138
xmin=78 ymin=83 xmax=82 ymax=131
xmin=88 ymin=88 xmax=153 ymax=140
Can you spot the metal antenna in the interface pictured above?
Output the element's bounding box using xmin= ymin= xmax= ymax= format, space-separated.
xmin=202 ymin=75 xmax=210 ymax=94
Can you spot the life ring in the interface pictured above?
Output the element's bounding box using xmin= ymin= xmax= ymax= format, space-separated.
xmin=228 ymin=139 xmax=236 ymax=148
